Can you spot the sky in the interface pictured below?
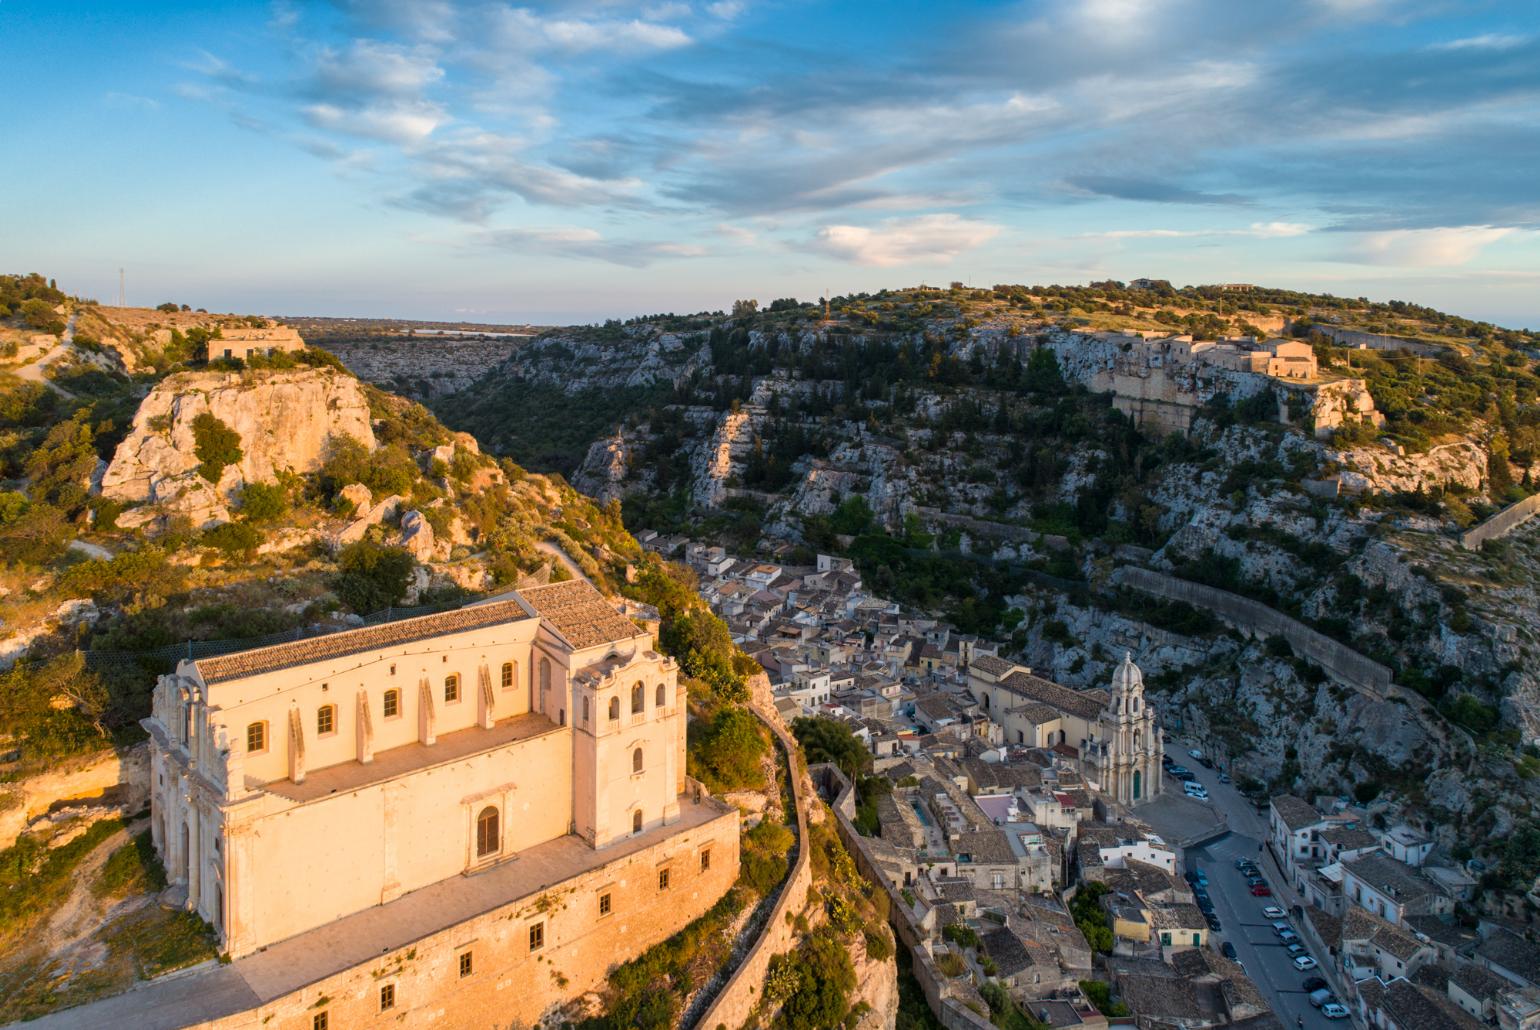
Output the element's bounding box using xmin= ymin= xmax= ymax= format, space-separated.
xmin=1 ymin=0 xmax=1537 ymax=327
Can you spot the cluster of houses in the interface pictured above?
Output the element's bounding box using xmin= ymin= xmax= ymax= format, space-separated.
xmin=1269 ymin=795 xmax=1539 ymax=1030
xmin=648 ymin=539 xmax=1284 ymax=1029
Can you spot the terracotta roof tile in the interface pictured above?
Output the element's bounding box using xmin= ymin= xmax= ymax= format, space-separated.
xmin=516 ymin=579 xmax=642 ymax=649
xmin=195 ymin=600 xmax=532 ymax=684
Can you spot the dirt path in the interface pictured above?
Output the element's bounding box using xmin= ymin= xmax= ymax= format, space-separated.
xmin=13 ymin=311 xmax=77 ymax=393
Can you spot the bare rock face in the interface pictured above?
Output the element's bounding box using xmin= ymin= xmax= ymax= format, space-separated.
xmin=1333 ymin=438 xmax=1486 ymax=495
xmin=100 ymin=369 xmax=376 ymax=528
xmin=399 ymin=510 xmax=438 ymax=561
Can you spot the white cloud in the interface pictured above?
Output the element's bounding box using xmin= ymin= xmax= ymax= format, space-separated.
xmin=715 ymin=223 xmax=758 ymax=244
xmin=814 ymin=213 xmax=1000 ymax=267
xmin=707 ymin=1 xmax=745 ymax=19
xmin=1346 ymin=225 xmax=1514 ymax=267
xmin=1431 ymin=33 xmax=1526 ymax=51
xmin=312 ymin=40 xmax=444 ymax=97
xmin=303 ymin=100 xmax=446 ymax=143
xmin=494 ymin=8 xmax=691 ymax=53
xmin=104 ymin=91 xmax=160 ymax=111
xmin=1091 ymin=222 xmax=1312 ymax=239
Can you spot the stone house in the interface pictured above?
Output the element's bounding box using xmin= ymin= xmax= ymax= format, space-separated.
xmin=1342 ymin=851 xmax=1455 ymax=926
xmin=214 ymin=325 xmax=305 ymax=361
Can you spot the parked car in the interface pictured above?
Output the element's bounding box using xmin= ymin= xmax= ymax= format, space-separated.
xmin=1310 ymin=989 xmax=1334 ymax=1008
xmin=1271 ymin=922 xmax=1291 ymax=934
xmin=1188 ymin=749 xmax=1204 ymax=759
xmin=1293 ymin=956 xmax=1318 ymax=970
xmin=1218 ymin=772 xmax=1231 ymax=784
xmin=1221 ymin=942 xmax=1239 ymax=960
xmin=1237 ymin=864 xmax=1259 ymax=877
xmin=1168 ymin=765 xmax=1191 ymax=777
xmin=1302 ymin=977 xmax=1329 ymax=992
xmin=1206 ymin=913 xmax=1222 ymax=931
xmin=1198 ymin=756 xmax=1215 ymax=769
xmin=1279 ymin=931 xmax=1300 ymax=944
xmin=1251 ymin=885 xmax=1273 ymax=897
xmin=1323 ymin=1004 xmax=1350 ymax=1020
xmin=1285 ymin=943 xmax=1306 ymax=956
xmin=1233 ymin=858 xmax=1253 ymax=871
xmin=1246 ymin=876 xmax=1267 ymax=887
xmin=1263 ymin=906 xmax=1287 ymax=919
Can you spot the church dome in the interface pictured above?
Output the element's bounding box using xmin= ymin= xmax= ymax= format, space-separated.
xmin=1112 ymin=652 xmax=1143 ymax=694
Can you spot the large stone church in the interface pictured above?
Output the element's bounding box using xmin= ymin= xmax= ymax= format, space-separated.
xmin=966 ymin=652 xmax=1164 ymax=805
xmin=145 ymin=578 xmax=739 ymax=1027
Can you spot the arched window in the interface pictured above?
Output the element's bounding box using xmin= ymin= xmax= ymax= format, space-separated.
xmin=317 ymin=705 xmax=336 ymax=736
xmin=475 ymin=806 xmax=500 ymax=858
xmin=656 ymin=683 xmax=666 ymax=708
xmin=631 ymin=682 xmax=644 ymax=714
xmin=632 ymin=747 xmax=644 ymax=774
xmin=246 ymin=721 xmax=267 ymax=753
xmin=608 ymin=697 xmax=620 ymax=720
xmin=582 ymin=697 xmax=590 ymax=722
xmin=501 ymin=662 xmax=515 ymax=690
xmin=632 ymin=810 xmax=643 ymax=834
xmin=444 ymin=673 xmax=461 ymax=702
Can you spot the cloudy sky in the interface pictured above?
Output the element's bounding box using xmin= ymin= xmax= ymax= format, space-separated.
xmin=2 ymin=0 xmax=1537 ymax=326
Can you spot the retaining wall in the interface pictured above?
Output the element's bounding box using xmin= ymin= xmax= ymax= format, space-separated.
xmin=693 ymin=704 xmax=814 ymax=1030
xmin=814 ymin=764 xmax=995 ymax=1030
xmin=1462 ymin=494 xmax=1540 ymax=550
xmin=1115 ymin=566 xmax=1391 ymax=693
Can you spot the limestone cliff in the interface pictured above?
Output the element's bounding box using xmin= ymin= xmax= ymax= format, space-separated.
xmin=100 ymin=368 xmax=375 ymax=527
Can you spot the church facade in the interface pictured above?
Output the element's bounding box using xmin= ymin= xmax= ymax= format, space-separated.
xmin=966 ymin=653 xmax=1164 ymax=806
xmin=144 ymin=578 xmax=739 ymax=1025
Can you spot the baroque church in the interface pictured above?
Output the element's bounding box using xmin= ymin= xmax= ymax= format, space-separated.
xmin=144 ymin=578 xmax=739 ymax=1026
xmin=966 ymin=652 xmax=1164 ymax=805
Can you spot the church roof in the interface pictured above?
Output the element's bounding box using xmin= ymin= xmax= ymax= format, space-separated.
xmin=999 ymin=670 xmax=1107 ymax=720
xmin=195 ymin=600 xmax=532 ymax=684
xmin=516 ymin=579 xmax=643 ymax=650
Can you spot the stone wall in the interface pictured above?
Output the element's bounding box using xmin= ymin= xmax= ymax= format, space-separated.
xmin=1461 ymin=494 xmax=1540 ymax=550
xmin=1306 ymin=325 xmax=1449 ymax=358
xmin=815 ymin=764 xmax=996 ymax=1030
xmin=201 ymin=806 xmax=740 ymax=1029
xmin=693 ymin=704 xmax=813 ymax=1030
xmin=0 ymin=743 xmax=148 ymax=850
xmin=1116 ymin=566 xmax=1392 ymax=694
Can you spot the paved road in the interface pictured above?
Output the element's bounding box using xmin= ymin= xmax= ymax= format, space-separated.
xmin=1164 ymin=741 xmax=1343 ymax=1030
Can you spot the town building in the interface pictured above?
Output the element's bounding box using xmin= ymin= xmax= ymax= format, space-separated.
xmin=215 ymin=324 xmax=306 ymax=361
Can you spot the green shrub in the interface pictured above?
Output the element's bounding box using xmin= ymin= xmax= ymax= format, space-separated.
xmin=237 ymin=481 xmax=288 ymax=523
xmin=334 ymin=540 xmax=415 ymax=613
xmin=202 ymin=521 xmax=262 ymax=556
xmin=191 ymin=412 xmax=242 ymax=483
xmin=687 ymin=706 xmax=768 ymax=792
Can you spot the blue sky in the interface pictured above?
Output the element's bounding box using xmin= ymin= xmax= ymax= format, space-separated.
xmin=2 ymin=0 xmax=1537 ymax=326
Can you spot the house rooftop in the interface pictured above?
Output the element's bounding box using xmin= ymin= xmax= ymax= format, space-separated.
xmin=514 ymin=579 xmax=642 ymax=649
xmin=1271 ymin=795 xmax=1323 ymax=831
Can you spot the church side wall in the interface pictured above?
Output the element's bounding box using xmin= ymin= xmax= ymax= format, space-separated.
xmin=205 ymin=809 xmax=740 ymax=1030
xmin=227 ymin=726 xmax=574 ymax=956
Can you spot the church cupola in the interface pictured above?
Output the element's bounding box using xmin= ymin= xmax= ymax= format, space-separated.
xmin=1110 ymin=652 xmax=1144 ymax=713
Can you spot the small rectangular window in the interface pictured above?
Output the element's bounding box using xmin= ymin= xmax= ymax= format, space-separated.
xmin=445 ymin=673 xmax=460 ymax=703
xmin=701 ymin=849 xmax=711 ymax=872
xmin=380 ymin=983 xmax=395 ymax=1011
xmin=383 ymin=689 xmax=400 ymax=718
xmin=313 ymin=1013 xmax=328 ymax=1030
xmin=658 ymin=868 xmax=671 ymax=891
xmin=317 ymin=705 xmax=335 ymax=735
xmin=529 ymin=922 xmax=544 ymax=951
xmin=390 ymin=663 xmax=396 ymax=675
xmin=246 ymin=721 xmax=267 ymax=753
xmin=459 ymin=951 xmax=473 ymax=977
xmin=599 ymin=892 xmax=611 ymax=916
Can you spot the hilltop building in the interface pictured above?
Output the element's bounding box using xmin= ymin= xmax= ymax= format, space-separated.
xmin=216 ymin=324 xmax=305 ymax=361
xmin=144 ymin=578 xmax=738 ymax=1025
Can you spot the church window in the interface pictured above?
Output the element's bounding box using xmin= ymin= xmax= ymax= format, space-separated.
xmin=633 ymin=810 xmax=643 ymax=834
xmin=501 ymin=661 xmax=515 ymax=690
xmin=656 ymin=683 xmax=666 ymax=708
xmin=701 ymin=849 xmax=711 ymax=872
xmin=539 ymin=658 xmax=551 ymax=702
xmin=383 ymin=689 xmax=400 ymax=718
xmin=608 ymin=697 xmax=620 ymax=720
xmin=633 ymin=747 xmax=644 ymax=774
xmin=599 ymin=892 xmax=611 ymax=916
xmin=459 ymin=951 xmax=473 ymax=977
xmin=246 ymin=721 xmax=267 ymax=753
xmin=529 ymin=922 xmax=544 ymax=951
xmin=476 ymin=806 xmax=500 ymax=858
xmin=659 ymin=868 xmax=671 ymax=891
xmin=444 ymin=673 xmax=460 ymax=703
xmin=379 ymin=984 xmax=395 ymax=1011
xmin=582 ymin=697 xmax=590 ymax=722
xmin=631 ymin=682 xmax=644 ymax=714
xmin=313 ymin=1013 xmax=328 ymax=1030
xmin=316 ymin=705 xmax=336 ymax=736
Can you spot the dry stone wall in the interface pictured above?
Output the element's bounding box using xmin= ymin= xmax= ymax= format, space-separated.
xmin=1462 ymin=494 xmax=1540 ymax=550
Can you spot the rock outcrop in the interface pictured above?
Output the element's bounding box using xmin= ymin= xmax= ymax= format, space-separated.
xmin=100 ymin=369 xmax=375 ymax=528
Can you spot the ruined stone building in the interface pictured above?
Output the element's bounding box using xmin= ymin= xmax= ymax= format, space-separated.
xmin=144 ymin=578 xmax=739 ymax=1026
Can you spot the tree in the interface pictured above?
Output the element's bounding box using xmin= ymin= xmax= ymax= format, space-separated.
xmin=25 ymin=410 xmax=98 ymax=516
xmin=192 ymin=412 xmax=243 ymax=483
xmin=334 ymin=540 xmax=415 ymax=613
xmin=20 ymin=298 xmax=64 ymax=333
xmin=731 ymin=298 xmax=759 ymax=316
xmin=237 ymin=481 xmax=288 ymax=523
xmin=791 ymin=716 xmax=871 ymax=777
xmin=689 ymin=706 xmax=767 ymax=790
xmin=156 ymin=302 xmax=180 ymax=313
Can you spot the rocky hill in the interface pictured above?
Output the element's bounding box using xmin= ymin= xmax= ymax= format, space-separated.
xmin=437 ymin=282 xmax=1540 ymax=872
